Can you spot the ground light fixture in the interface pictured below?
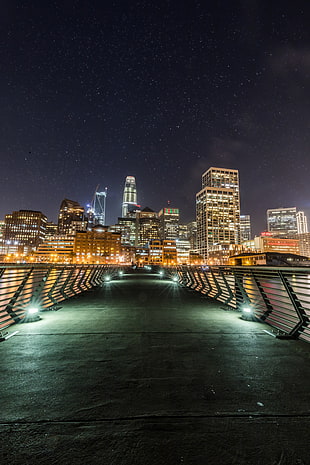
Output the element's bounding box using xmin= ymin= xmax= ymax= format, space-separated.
xmin=159 ymin=270 xmax=164 ymax=276
xmin=118 ymin=270 xmax=123 ymax=276
xmin=172 ymin=276 xmax=178 ymax=283
xmin=25 ymin=305 xmax=41 ymax=322
xmin=241 ymin=305 xmax=255 ymax=321
xmin=104 ymin=275 xmax=111 ymax=282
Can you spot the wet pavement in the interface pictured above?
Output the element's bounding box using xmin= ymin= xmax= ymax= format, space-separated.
xmin=1 ymin=270 xmax=310 ymax=464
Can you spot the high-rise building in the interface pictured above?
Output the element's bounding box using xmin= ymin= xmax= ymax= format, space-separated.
xmin=136 ymin=207 xmax=160 ymax=246
xmin=122 ymin=176 xmax=138 ymax=217
xmin=240 ymin=214 xmax=252 ymax=242
xmin=45 ymin=222 xmax=58 ymax=236
xmin=117 ymin=217 xmax=136 ymax=246
xmin=4 ymin=210 xmax=47 ymax=254
xmin=196 ymin=167 xmax=240 ymax=260
xmin=175 ymin=238 xmax=191 ymax=264
xmin=267 ymin=207 xmax=297 ymax=236
xmin=158 ymin=207 xmax=179 ymax=240
xmin=178 ymin=224 xmax=188 ymax=239
xmin=296 ymin=211 xmax=308 ymax=234
xmin=187 ymin=221 xmax=198 ymax=251
xmin=58 ymin=199 xmax=86 ymax=235
xmin=87 ymin=188 xmax=107 ymax=226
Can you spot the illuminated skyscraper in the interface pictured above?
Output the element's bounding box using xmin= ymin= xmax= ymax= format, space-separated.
xmin=4 ymin=210 xmax=47 ymax=254
xmin=58 ymin=199 xmax=86 ymax=235
xmin=240 ymin=214 xmax=252 ymax=242
xmin=88 ymin=187 xmax=107 ymax=226
xmin=135 ymin=208 xmax=160 ymax=246
xmin=122 ymin=176 xmax=137 ymax=217
xmin=196 ymin=167 xmax=240 ymax=260
xmin=267 ymin=207 xmax=297 ymax=236
xmin=158 ymin=207 xmax=179 ymax=240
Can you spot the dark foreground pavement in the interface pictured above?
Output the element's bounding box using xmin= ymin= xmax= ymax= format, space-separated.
xmin=1 ymin=270 xmax=310 ymax=465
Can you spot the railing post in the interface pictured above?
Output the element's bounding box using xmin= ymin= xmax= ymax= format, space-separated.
xmin=278 ymin=271 xmax=309 ymax=338
xmin=4 ymin=267 xmax=33 ymax=323
xmin=219 ymin=268 xmax=235 ymax=307
xmin=48 ymin=267 xmax=66 ymax=306
xmin=76 ymin=266 xmax=90 ymax=293
xmin=234 ymin=271 xmax=251 ymax=309
xmin=29 ymin=266 xmax=51 ymax=306
xmin=60 ymin=267 xmax=76 ymax=299
xmin=252 ymin=272 xmax=274 ymax=320
xmin=210 ymin=268 xmax=222 ymax=299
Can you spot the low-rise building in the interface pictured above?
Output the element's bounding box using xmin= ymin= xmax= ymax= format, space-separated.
xmin=74 ymin=226 xmax=122 ymax=264
xmin=33 ymin=235 xmax=74 ymax=263
xmin=229 ymin=252 xmax=310 ymax=267
xmin=254 ymin=235 xmax=299 ymax=255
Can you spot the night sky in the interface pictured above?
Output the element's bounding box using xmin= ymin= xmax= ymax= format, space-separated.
xmin=1 ymin=1 xmax=309 ymax=235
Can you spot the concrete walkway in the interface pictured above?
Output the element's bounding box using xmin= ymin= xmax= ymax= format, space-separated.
xmin=1 ymin=270 xmax=309 ymax=464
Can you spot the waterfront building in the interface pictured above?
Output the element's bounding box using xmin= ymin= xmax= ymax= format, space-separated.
xmin=74 ymin=226 xmax=122 ymax=264
xmin=254 ymin=235 xmax=299 ymax=255
xmin=162 ymin=240 xmax=177 ymax=266
xmin=267 ymin=207 xmax=297 ymax=236
xmin=146 ymin=239 xmax=177 ymax=266
xmin=175 ymin=238 xmax=191 ymax=264
xmin=122 ymin=176 xmax=138 ymax=217
xmin=196 ymin=167 xmax=240 ymax=260
xmin=34 ymin=235 xmax=74 ymax=262
xmin=58 ymin=199 xmax=86 ymax=235
xmin=158 ymin=207 xmax=179 ymax=240
xmin=297 ymin=233 xmax=310 ymax=258
xmin=4 ymin=210 xmax=47 ymax=255
xmin=229 ymin=252 xmax=310 ymax=267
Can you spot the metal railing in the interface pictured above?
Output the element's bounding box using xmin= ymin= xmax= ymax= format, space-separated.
xmin=0 ymin=263 xmax=116 ymax=331
xmin=174 ymin=265 xmax=310 ymax=343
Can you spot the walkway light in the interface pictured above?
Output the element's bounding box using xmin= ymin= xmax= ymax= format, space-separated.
xmin=172 ymin=276 xmax=178 ymax=282
xmin=28 ymin=306 xmax=39 ymax=315
xmin=104 ymin=276 xmax=111 ymax=282
xmin=25 ymin=305 xmax=41 ymax=322
xmin=241 ymin=305 xmax=255 ymax=321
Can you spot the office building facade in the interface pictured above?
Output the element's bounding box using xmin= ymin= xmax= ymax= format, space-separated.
xmin=4 ymin=210 xmax=47 ymax=254
xmin=240 ymin=214 xmax=252 ymax=242
xmin=267 ymin=207 xmax=298 ymax=236
xmin=296 ymin=211 xmax=308 ymax=234
xmin=135 ymin=208 xmax=160 ymax=246
xmin=158 ymin=207 xmax=179 ymax=240
xmin=74 ymin=226 xmax=122 ymax=264
xmin=58 ymin=199 xmax=86 ymax=235
xmin=196 ymin=167 xmax=240 ymax=260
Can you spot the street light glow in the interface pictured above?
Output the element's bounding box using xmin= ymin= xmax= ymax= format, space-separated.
xmin=27 ymin=306 xmax=39 ymax=315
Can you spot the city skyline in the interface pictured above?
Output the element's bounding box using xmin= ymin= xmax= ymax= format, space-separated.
xmin=0 ymin=171 xmax=309 ymax=236
xmin=1 ymin=2 xmax=309 ymax=234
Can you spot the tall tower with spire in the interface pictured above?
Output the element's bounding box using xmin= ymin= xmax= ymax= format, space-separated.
xmin=122 ymin=176 xmax=137 ymax=217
